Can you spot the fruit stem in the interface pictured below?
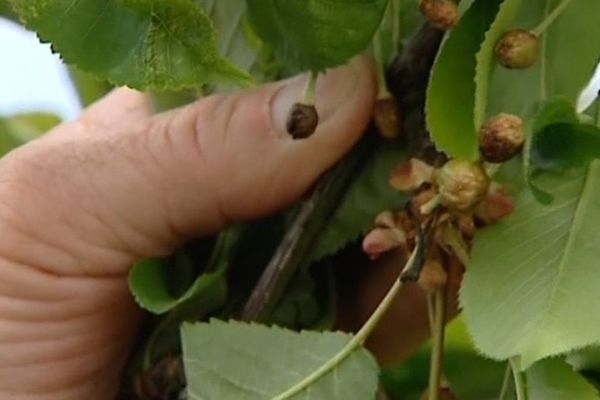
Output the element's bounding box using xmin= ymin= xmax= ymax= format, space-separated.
xmin=373 ymin=27 xmax=392 ymax=99
xmin=420 ymin=194 xmax=442 ymax=215
xmin=498 ymin=362 xmax=512 ymax=400
xmin=301 ymin=71 xmax=319 ymax=105
xmin=391 ymin=0 xmax=403 ymax=51
xmin=531 ymin=0 xmax=574 ymax=36
xmin=428 ymin=286 xmax=447 ymax=400
xmin=510 ymin=357 xmax=527 ymax=400
xmin=272 ymin=245 xmax=421 ymax=400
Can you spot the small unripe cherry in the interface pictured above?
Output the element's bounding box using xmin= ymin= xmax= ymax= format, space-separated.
xmin=435 ymin=159 xmax=489 ymax=211
xmin=479 ymin=113 xmax=525 ymax=163
xmin=495 ymin=29 xmax=540 ymax=69
xmin=374 ymin=97 xmax=401 ymax=139
xmin=286 ymin=103 xmax=319 ymax=139
xmin=420 ymin=0 xmax=459 ymax=30
xmin=418 ymin=247 xmax=447 ymax=292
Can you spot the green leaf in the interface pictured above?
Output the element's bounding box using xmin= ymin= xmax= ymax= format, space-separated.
xmin=530 ymin=99 xmax=600 ymax=175
xmin=0 ymin=112 xmax=61 ymax=157
xmin=527 ymin=358 xmax=600 ymax=400
xmin=311 ymin=143 xmax=408 ymax=262
xmin=246 ymin=0 xmax=388 ymax=72
xmin=130 ymin=229 xmax=236 ymax=314
xmin=129 ymin=258 xmax=224 ymax=315
xmin=182 ymin=319 xmax=379 ymax=400
xmin=462 ymin=161 xmax=600 ymax=368
xmin=487 ymin=0 xmax=600 ymax=121
xmin=426 ymin=0 xmax=503 ymax=160
xmin=473 ymin=0 xmax=523 ymax=129
xmin=12 ymin=0 xmax=252 ymax=90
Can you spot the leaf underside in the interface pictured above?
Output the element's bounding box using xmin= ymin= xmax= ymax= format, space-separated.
xmin=182 ymin=320 xmax=379 ymax=400
xmin=246 ymin=0 xmax=388 ymax=72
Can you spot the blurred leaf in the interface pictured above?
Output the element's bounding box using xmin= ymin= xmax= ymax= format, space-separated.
xmin=246 ymin=0 xmax=388 ymax=72
xmin=311 ymin=143 xmax=408 ymax=262
xmin=0 ymin=112 xmax=60 ymax=156
xmin=426 ymin=0 xmax=502 ymax=160
xmin=12 ymin=0 xmax=252 ymax=90
xmin=68 ymin=67 xmax=113 ymax=107
xmin=462 ymin=161 xmax=600 ymax=368
xmin=527 ymin=358 xmax=600 ymax=400
xmin=182 ymin=319 xmax=379 ymax=399
xmin=473 ymin=0 xmax=523 ymax=129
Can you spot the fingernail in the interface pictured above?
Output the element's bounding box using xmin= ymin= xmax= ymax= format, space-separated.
xmin=271 ymin=58 xmax=361 ymax=135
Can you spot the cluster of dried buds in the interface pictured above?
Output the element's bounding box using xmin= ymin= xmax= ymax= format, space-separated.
xmin=363 ymin=154 xmax=515 ymax=291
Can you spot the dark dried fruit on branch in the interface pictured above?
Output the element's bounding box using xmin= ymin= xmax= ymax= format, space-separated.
xmin=286 ymin=103 xmax=319 ymax=139
xmin=480 ymin=113 xmax=525 ymax=162
xmin=418 ymin=246 xmax=448 ymax=292
xmin=435 ymin=159 xmax=489 ymax=211
xmin=374 ymin=97 xmax=401 ymax=139
xmin=419 ymin=0 xmax=459 ymax=30
xmin=495 ymin=29 xmax=540 ymax=69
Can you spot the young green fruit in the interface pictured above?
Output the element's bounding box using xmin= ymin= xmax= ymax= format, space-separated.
xmin=495 ymin=29 xmax=540 ymax=69
xmin=419 ymin=0 xmax=459 ymax=30
xmin=435 ymin=159 xmax=489 ymax=211
xmin=286 ymin=103 xmax=319 ymax=139
xmin=374 ymin=97 xmax=401 ymax=139
xmin=479 ymin=113 xmax=525 ymax=162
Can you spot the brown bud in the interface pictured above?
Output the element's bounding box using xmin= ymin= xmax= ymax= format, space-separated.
xmin=374 ymin=97 xmax=401 ymax=139
xmin=495 ymin=29 xmax=540 ymax=69
xmin=420 ymin=0 xmax=459 ymax=30
xmin=362 ymin=227 xmax=406 ymax=260
xmin=435 ymin=160 xmax=489 ymax=211
xmin=286 ymin=103 xmax=319 ymax=139
xmin=390 ymin=158 xmax=435 ymax=192
xmin=418 ymin=247 xmax=448 ymax=292
xmin=480 ymin=113 xmax=525 ymax=162
xmin=475 ymin=182 xmax=515 ymax=224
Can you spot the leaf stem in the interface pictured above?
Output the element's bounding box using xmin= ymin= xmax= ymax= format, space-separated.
xmin=498 ymin=362 xmax=512 ymax=400
xmin=301 ymin=71 xmax=319 ymax=105
xmin=428 ymin=287 xmax=446 ymax=400
xmin=531 ymin=0 xmax=574 ymax=36
xmin=391 ymin=0 xmax=402 ymax=51
xmin=510 ymin=357 xmax=527 ymax=400
xmin=272 ymin=245 xmax=421 ymax=400
xmin=373 ymin=28 xmax=391 ymax=99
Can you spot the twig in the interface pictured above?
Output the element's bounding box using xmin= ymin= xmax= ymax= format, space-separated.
xmin=428 ymin=286 xmax=447 ymax=400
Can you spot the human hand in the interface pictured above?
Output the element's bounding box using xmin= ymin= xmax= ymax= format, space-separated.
xmin=0 ymin=54 xmax=455 ymax=400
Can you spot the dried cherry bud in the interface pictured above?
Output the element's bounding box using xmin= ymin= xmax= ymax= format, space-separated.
xmin=480 ymin=113 xmax=524 ymax=162
xmin=435 ymin=159 xmax=489 ymax=211
xmin=495 ymin=29 xmax=540 ymax=69
xmin=475 ymin=182 xmax=515 ymax=224
xmin=286 ymin=103 xmax=319 ymax=139
xmin=420 ymin=0 xmax=459 ymax=30
xmin=418 ymin=247 xmax=447 ymax=292
xmin=362 ymin=227 xmax=406 ymax=260
xmin=390 ymin=158 xmax=435 ymax=192
xmin=374 ymin=97 xmax=401 ymax=139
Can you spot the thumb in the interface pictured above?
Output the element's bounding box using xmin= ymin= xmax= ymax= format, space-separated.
xmin=150 ymin=54 xmax=377 ymax=234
